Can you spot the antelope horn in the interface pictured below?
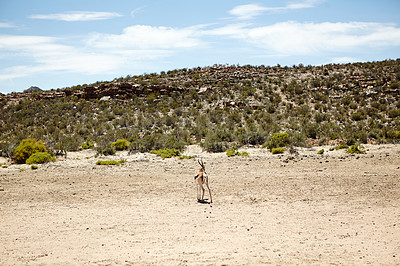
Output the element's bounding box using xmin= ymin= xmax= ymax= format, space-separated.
xmin=198 ymin=159 xmax=205 ymax=169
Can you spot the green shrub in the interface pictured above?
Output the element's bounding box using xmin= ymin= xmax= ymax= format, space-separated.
xmin=31 ymin=165 xmax=38 ymax=170
xmin=201 ymin=130 xmax=230 ymax=153
xmin=150 ymin=148 xmax=181 ymax=159
xmin=96 ymin=144 xmax=116 ymax=156
xmin=335 ymin=143 xmax=349 ymax=150
xmin=240 ymin=151 xmax=249 ymax=157
xmin=96 ymin=160 xmax=126 ymax=165
xmin=346 ymin=145 xmax=366 ymax=154
xmin=304 ymin=123 xmax=319 ymax=139
xmin=388 ymin=109 xmax=400 ymax=119
xmin=59 ymin=135 xmax=82 ymax=151
xmin=351 ymin=111 xmax=366 ymax=121
xmin=226 ymin=148 xmax=249 ymax=157
xmin=266 ymin=132 xmax=290 ymax=150
xmin=179 ymin=155 xmax=195 ymax=160
xmin=317 ymin=149 xmax=324 ymax=154
xmin=202 ymin=140 xmax=228 ymax=153
xmin=390 ymin=82 xmax=400 ymax=90
xmin=81 ymin=142 xmax=94 ymax=150
xmin=26 ymin=152 xmax=56 ymax=164
xmin=241 ymin=131 xmax=266 ymax=145
xmin=226 ymin=148 xmax=238 ymax=157
xmin=271 ymin=147 xmax=286 ymax=154
xmin=112 ymin=139 xmax=131 ymax=151
xmin=13 ymin=138 xmax=47 ymax=164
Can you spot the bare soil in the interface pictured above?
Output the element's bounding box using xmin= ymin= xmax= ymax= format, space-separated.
xmin=1 ymin=144 xmax=399 ymax=265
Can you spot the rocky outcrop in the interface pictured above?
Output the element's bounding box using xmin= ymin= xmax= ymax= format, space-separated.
xmin=2 ymin=59 xmax=399 ymax=103
xmin=3 ymin=82 xmax=185 ymax=101
xmin=78 ymin=83 xmax=184 ymax=100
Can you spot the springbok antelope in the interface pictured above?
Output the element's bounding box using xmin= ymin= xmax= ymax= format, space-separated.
xmin=194 ymin=159 xmax=212 ymax=203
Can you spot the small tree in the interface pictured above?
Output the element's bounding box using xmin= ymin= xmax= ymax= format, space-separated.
xmin=112 ymin=139 xmax=131 ymax=151
xmin=26 ymin=152 xmax=56 ymax=164
xmin=13 ymin=138 xmax=47 ymax=164
xmin=266 ymin=132 xmax=290 ymax=151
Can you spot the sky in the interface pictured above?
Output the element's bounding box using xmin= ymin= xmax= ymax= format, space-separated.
xmin=0 ymin=0 xmax=400 ymax=94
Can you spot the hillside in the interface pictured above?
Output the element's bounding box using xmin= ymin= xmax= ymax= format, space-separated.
xmin=0 ymin=59 xmax=399 ymax=157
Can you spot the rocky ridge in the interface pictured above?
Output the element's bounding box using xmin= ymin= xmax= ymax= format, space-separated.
xmin=1 ymin=60 xmax=399 ymax=103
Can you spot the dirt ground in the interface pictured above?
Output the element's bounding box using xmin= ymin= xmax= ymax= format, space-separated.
xmin=1 ymin=144 xmax=399 ymax=265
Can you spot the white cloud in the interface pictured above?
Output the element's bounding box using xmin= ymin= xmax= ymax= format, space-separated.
xmin=0 ymin=22 xmax=16 ymax=28
xmin=229 ymin=0 xmax=323 ymax=20
xmin=0 ymin=35 xmax=123 ymax=82
xmin=0 ymin=35 xmax=53 ymax=47
xmin=205 ymin=23 xmax=249 ymax=37
xmin=286 ymin=0 xmax=323 ymax=9
xmin=112 ymin=49 xmax=173 ymax=60
xmin=0 ymin=66 xmax=31 ymax=81
xmin=208 ymin=21 xmax=400 ymax=55
xmin=29 ymin=11 xmax=122 ymax=22
xmin=89 ymin=25 xmax=202 ymax=49
xmin=0 ymin=24 xmax=199 ymax=83
xmin=130 ymin=7 xmax=145 ymax=17
xmin=1 ymin=18 xmax=399 ymax=86
xmin=229 ymin=4 xmax=270 ymax=20
xmin=0 ymin=22 xmax=207 ymax=84
xmin=329 ymin=57 xmax=360 ymax=64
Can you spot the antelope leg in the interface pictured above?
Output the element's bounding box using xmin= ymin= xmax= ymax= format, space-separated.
xmin=206 ymin=183 xmax=212 ymax=203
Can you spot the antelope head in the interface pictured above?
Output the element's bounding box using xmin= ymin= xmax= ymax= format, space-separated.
xmin=198 ymin=159 xmax=206 ymax=173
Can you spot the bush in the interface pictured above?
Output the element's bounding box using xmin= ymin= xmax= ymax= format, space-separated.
xmin=351 ymin=111 xmax=366 ymax=121
xmin=13 ymin=138 xmax=47 ymax=164
xmin=129 ymin=133 xmax=186 ymax=153
xmin=59 ymin=135 xmax=82 ymax=151
xmin=317 ymin=149 xmax=324 ymax=154
xmin=26 ymin=152 xmax=56 ymax=164
xmin=202 ymin=132 xmax=229 ymax=153
xmin=96 ymin=160 xmax=126 ymax=165
xmin=179 ymin=155 xmax=195 ymax=159
xmin=241 ymin=131 xmax=266 ymax=145
xmin=396 ymin=131 xmax=400 ymax=139
xmin=31 ymin=165 xmax=38 ymax=170
xmin=266 ymin=132 xmax=290 ymax=150
xmin=202 ymin=140 xmax=228 ymax=153
xmin=150 ymin=148 xmax=181 ymax=159
xmin=226 ymin=148 xmax=249 ymax=157
xmin=346 ymin=145 xmax=366 ymax=154
xmin=81 ymin=142 xmax=94 ymax=150
xmin=271 ymin=147 xmax=286 ymax=154
xmin=335 ymin=143 xmax=349 ymax=150
xmin=388 ymin=109 xmax=400 ymax=119
xmin=112 ymin=139 xmax=131 ymax=151
xmin=96 ymin=144 xmax=116 ymax=156
xmin=304 ymin=123 xmax=319 ymax=139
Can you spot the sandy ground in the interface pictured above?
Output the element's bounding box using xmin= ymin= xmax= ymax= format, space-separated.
xmin=0 ymin=144 xmax=399 ymax=265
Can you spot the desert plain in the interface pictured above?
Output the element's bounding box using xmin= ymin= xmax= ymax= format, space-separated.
xmin=0 ymin=144 xmax=399 ymax=265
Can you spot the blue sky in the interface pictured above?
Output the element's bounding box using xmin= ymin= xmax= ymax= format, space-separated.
xmin=0 ymin=0 xmax=399 ymax=93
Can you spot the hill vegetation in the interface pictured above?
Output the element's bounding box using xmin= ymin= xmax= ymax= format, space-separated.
xmin=0 ymin=59 xmax=399 ymax=159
